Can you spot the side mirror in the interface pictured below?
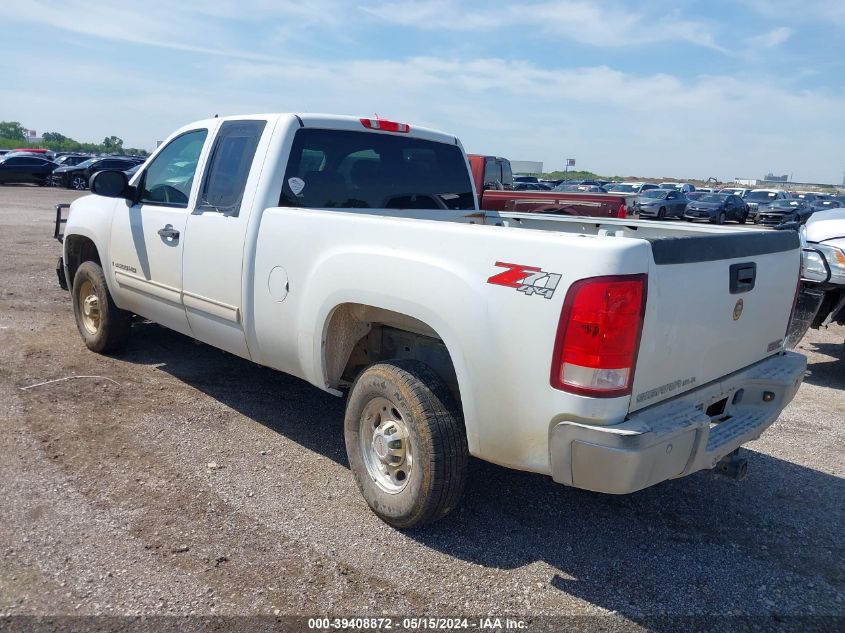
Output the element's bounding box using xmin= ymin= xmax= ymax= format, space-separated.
xmin=90 ymin=170 xmax=131 ymax=199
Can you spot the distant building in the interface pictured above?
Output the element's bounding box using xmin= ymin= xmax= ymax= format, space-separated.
xmin=25 ymin=129 xmax=42 ymax=143
xmin=510 ymin=160 xmax=543 ymax=175
xmin=764 ymin=173 xmax=789 ymax=182
xmin=735 ymin=178 xmax=758 ymax=186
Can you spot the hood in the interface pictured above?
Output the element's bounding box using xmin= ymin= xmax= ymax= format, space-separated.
xmin=637 ymin=196 xmax=665 ymax=204
xmin=804 ymin=208 xmax=845 ymax=243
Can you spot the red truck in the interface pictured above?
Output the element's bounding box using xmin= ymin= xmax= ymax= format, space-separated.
xmin=468 ymin=154 xmax=629 ymax=219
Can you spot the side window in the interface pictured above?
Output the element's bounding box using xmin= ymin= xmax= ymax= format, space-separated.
xmin=196 ymin=120 xmax=266 ymax=216
xmin=483 ymin=159 xmax=501 ymax=188
xmin=140 ymin=129 xmax=208 ymax=208
xmin=500 ymin=160 xmax=513 ymax=190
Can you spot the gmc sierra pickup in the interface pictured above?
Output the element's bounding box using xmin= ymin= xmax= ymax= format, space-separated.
xmin=468 ymin=154 xmax=630 ymax=219
xmin=56 ymin=113 xmax=806 ymax=528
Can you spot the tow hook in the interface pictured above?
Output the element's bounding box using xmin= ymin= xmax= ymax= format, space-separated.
xmin=715 ymin=448 xmax=748 ymax=480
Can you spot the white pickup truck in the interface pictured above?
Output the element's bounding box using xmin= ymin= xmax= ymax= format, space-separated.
xmin=56 ymin=113 xmax=806 ymax=528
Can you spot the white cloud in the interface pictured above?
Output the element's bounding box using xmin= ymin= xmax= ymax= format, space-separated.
xmin=744 ymin=0 xmax=845 ymax=24
xmin=362 ymin=0 xmax=726 ymax=50
xmin=748 ymin=26 xmax=793 ymax=48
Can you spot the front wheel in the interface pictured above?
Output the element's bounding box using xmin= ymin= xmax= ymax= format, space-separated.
xmin=717 ymin=211 xmax=726 ymax=225
xmin=657 ymin=207 xmax=666 ymax=220
xmin=344 ymin=360 xmax=468 ymax=529
xmin=738 ymin=210 xmax=747 ymax=224
xmin=72 ymin=261 xmax=132 ymax=353
xmin=69 ymin=176 xmax=87 ymax=190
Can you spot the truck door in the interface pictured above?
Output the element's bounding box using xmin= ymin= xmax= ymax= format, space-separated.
xmin=181 ymin=119 xmax=268 ymax=359
xmin=108 ymin=128 xmax=209 ymax=336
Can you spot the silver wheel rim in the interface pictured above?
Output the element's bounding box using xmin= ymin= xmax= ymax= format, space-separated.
xmin=359 ymin=397 xmax=413 ymax=494
xmin=72 ymin=177 xmax=86 ymax=190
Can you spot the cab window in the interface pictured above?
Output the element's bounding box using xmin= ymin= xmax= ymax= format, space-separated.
xmin=140 ymin=129 xmax=208 ymax=208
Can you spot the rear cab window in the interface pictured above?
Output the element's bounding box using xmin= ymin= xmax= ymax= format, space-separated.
xmin=279 ymin=128 xmax=475 ymax=211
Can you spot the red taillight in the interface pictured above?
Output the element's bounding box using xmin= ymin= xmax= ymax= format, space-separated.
xmin=360 ymin=118 xmax=410 ymax=133
xmin=550 ymin=274 xmax=647 ymax=397
xmin=617 ymin=203 xmax=627 ymax=219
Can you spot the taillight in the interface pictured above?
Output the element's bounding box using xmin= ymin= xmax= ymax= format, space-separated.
xmin=617 ymin=203 xmax=627 ymax=219
xmin=550 ymin=274 xmax=647 ymax=397
xmin=360 ymin=118 xmax=410 ymax=133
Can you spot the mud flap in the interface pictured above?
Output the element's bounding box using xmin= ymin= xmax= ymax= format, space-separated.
xmin=785 ymin=285 xmax=825 ymax=348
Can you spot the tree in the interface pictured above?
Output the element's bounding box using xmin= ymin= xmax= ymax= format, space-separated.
xmin=42 ymin=132 xmax=68 ymax=143
xmin=102 ymin=135 xmax=124 ymax=152
xmin=0 ymin=121 xmax=27 ymax=141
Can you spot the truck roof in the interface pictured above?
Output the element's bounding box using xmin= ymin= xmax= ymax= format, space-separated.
xmin=176 ymin=113 xmax=459 ymax=146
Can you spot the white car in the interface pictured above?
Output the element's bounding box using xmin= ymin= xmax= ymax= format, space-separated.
xmin=659 ymin=182 xmax=696 ymax=193
xmin=56 ymin=113 xmax=806 ymax=528
xmin=604 ymin=182 xmax=660 ymax=194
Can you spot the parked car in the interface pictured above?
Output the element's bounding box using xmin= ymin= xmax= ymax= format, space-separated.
xmin=695 ymin=187 xmax=717 ymax=194
xmin=605 ymin=182 xmax=660 ymax=194
xmin=757 ymin=199 xmax=813 ymax=227
xmin=811 ymin=199 xmax=842 ymax=212
xmin=51 ymin=156 xmax=143 ymax=190
xmin=745 ymin=189 xmax=790 ymax=222
xmin=0 ymin=154 xmax=57 ymax=185
xmin=636 ymin=188 xmax=688 ymax=219
xmin=513 ymin=175 xmax=538 ymax=184
xmin=56 ymin=112 xmax=805 ymax=528
xmin=719 ymin=187 xmax=751 ymax=198
xmin=514 ymin=182 xmax=551 ymax=191
xmin=793 ymin=208 xmax=845 ymax=350
xmin=53 ymin=154 xmax=91 ymax=167
xmin=685 ymin=191 xmax=709 ymax=201
xmin=659 ymin=182 xmax=695 ymax=193
xmin=684 ymin=193 xmax=748 ymax=224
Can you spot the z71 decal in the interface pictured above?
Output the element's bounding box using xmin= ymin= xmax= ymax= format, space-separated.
xmin=487 ymin=262 xmax=561 ymax=299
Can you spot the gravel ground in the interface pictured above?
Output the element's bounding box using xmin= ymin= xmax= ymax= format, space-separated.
xmin=0 ymin=186 xmax=843 ymax=629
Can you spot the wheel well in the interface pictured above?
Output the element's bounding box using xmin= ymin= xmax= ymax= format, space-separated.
xmin=64 ymin=235 xmax=101 ymax=288
xmin=324 ymin=303 xmax=461 ymax=404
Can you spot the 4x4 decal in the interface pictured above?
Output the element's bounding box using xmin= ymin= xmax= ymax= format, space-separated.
xmin=487 ymin=262 xmax=561 ymax=299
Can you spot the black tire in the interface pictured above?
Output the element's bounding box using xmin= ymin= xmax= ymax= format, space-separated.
xmin=344 ymin=360 xmax=468 ymax=529
xmin=71 ymin=261 xmax=132 ymax=353
xmin=716 ymin=211 xmax=726 ymax=225
xmin=657 ymin=207 xmax=666 ymax=220
xmin=738 ymin=210 xmax=747 ymax=224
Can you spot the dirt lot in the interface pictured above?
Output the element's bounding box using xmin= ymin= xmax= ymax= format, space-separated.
xmin=1 ymin=186 xmax=843 ymax=626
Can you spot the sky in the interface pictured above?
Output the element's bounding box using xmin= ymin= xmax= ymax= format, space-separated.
xmin=1 ymin=0 xmax=843 ymax=183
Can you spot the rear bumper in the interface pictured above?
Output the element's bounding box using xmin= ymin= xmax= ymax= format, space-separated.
xmin=549 ymin=351 xmax=806 ymax=494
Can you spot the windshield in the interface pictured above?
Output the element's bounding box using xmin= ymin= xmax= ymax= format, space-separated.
xmin=641 ymin=190 xmax=668 ymax=199
xmin=606 ymin=184 xmax=636 ymax=192
xmin=659 ymin=184 xmax=681 ymax=191
xmin=73 ymin=158 xmax=96 ymax=169
xmin=769 ymin=200 xmax=800 ymax=209
xmin=280 ymin=129 xmax=474 ymax=210
xmin=700 ymin=194 xmax=728 ymax=203
xmin=746 ymin=191 xmax=778 ymax=201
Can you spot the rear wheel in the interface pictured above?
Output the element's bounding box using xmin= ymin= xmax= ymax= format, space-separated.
xmin=71 ymin=261 xmax=132 ymax=353
xmin=344 ymin=360 xmax=468 ymax=529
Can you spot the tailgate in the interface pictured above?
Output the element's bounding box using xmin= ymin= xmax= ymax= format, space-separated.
xmin=630 ymin=231 xmax=800 ymax=413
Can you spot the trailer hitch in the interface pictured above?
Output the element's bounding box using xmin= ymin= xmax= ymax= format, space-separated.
xmin=715 ymin=448 xmax=748 ymax=480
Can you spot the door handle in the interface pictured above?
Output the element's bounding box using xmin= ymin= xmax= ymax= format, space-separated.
xmin=157 ymin=225 xmax=180 ymax=240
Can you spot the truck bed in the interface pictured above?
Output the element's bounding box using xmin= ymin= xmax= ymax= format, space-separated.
xmin=481 ymin=211 xmax=801 ymax=413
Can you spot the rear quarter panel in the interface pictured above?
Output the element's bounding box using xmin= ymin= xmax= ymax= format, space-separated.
xmin=251 ymin=208 xmax=652 ymax=474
